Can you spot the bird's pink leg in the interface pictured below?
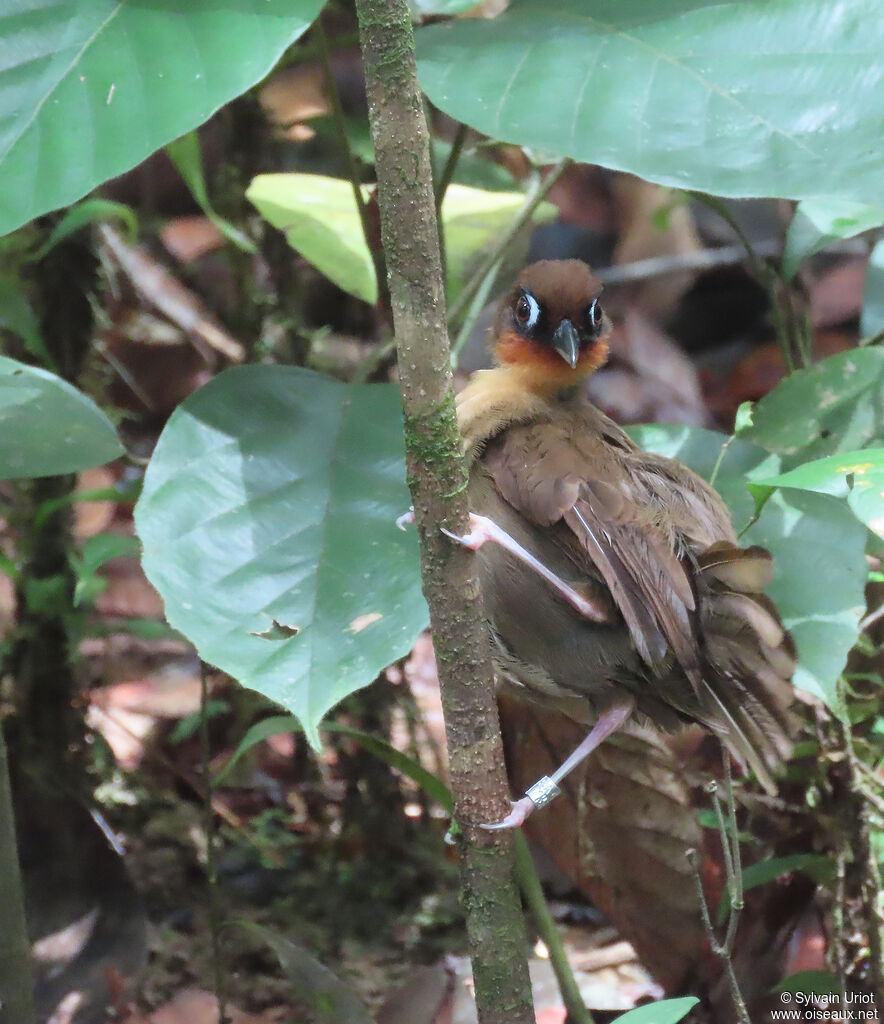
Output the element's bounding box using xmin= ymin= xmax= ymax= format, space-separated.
xmin=481 ymin=698 xmax=635 ymax=831
xmin=441 ymin=513 xmax=609 ymax=623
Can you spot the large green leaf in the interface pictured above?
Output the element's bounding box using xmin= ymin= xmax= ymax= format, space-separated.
xmin=739 ymin=348 xmax=884 ymax=464
xmin=627 ymin=425 xmax=868 ymax=713
xmin=755 ymin=448 xmax=884 ymax=538
xmin=416 ymin=0 xmax=884 ymax=204
xmin=134 ymin=366 xmax=429 ymax=746
xmin=0 ymin=355 xmax=124 ymax=479
xmin=0 ymin=0 xmax=324 ymax=238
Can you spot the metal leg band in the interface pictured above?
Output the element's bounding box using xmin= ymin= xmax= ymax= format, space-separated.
xmin=525 ymin=776 xmax=561 ymax=809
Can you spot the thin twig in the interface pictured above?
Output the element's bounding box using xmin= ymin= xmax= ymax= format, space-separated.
xmin=315 ymin=19 xmax=387 ymax=309
xmin=450 ymin=254 xmax=503 ymax=365
xmin=687 ymin=762 xmax=751 ymax=1024
xmin=513 ymin=833 xmax=595 ymax=1024
xmin=447 ymin=158 xmax=572 ymax=327
xmin=434 ymin=122 xmax=468 ymax=214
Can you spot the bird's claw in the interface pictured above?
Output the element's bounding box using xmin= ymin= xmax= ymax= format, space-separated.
xmin=395 ymin=507 xmax=415 ymax=531
xmin=440 ymin=513 xmax=494 ymax=551
xmin=479 ymin=795 xmax=538 ymax=831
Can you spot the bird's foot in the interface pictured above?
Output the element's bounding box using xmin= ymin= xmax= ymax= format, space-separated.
xmin=440 ymin=512 xmax=498 ymax=550
xmin=479 ymin=777 xmax=561 ymax=831
xmin=395 ymin=507 xmax=415 ymax=531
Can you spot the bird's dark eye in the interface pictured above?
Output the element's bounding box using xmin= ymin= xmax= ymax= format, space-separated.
xmin=515 ymin=292 xmax=540 ymax=330
xmin=586 ymin=299 xmax=603 ymax=333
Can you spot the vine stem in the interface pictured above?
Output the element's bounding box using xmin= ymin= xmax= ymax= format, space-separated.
xmin=513 ymin=833 xmax=595 ymax=1024
xmin=354 ymin=2 xmax=535 ymax=1022
xmin=315 ymin=19 xmax=388 ymax=311
xmin=686 ymin=754 xmax=750 ymax=1024
xmin=447 ymin=158 xmax=572 ymax=328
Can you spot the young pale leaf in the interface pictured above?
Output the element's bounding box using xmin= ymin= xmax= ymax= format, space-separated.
xmin=609 ymin=998 xmax=698 ymax=1024
xmin=862 ymin=238 xmax=884 ymax=340
xmin=627 ymin=425 xmax=867 ymax=715
xmin=247 ymin=174 xmax=378 ymax=304
xmin=754 ymin=449 xmax=884 ymax=538
xmin=0 ymin=0 xmax=325 ymax=237
xmin=443 ymin=184 xmax=556 ymax=307
xmin=782 ymin=200 xmax=884 ymax=281
xmin=416 ymin=0 xmax=884 ymax=204
xmin=135 ymin=366 xmax=429 ymax=747
xmin=247 ymin=174 xmax=554 ymax=306
xmin=0 ymin=356 xmax=124 ymax=479
xmin=739 ymin=348 xmax=884 ymax=463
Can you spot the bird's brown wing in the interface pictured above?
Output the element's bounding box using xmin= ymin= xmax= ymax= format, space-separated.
xmin=482 ymin=414 xmax=700 ymax=682
xmin=479 ymin=408 xmax=798 ymax=791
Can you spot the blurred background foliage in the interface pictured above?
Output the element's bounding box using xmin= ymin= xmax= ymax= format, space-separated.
xmin=1 ymin=0 xmax=883 ymax=1021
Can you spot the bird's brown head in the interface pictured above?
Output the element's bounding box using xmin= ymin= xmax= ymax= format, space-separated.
xmin=492 ymin=259 xmax=611 ymax=391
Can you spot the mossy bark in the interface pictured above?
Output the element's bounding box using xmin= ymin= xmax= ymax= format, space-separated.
xmin=354 ymin=2 xmax=534 ymax=1022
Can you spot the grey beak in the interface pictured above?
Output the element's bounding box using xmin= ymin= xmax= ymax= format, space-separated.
xmin=551 ymin=319 xmax=580 ymax=368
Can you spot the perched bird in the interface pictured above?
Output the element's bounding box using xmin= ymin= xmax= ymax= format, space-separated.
xmin=449 ymin=259 xmax=797 ymax=829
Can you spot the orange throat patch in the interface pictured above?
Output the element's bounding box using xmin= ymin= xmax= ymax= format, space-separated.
xmin=493 ymin=329 xmax=609 ymax=395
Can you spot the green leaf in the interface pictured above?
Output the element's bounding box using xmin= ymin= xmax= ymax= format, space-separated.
xmin=416 ymin=0 xmax=884 ymax=204
xmin=610 ymin=998 xmax=698 ymax=1024
xmin=0 ymin=355 xmax=124 ymax=479
xmin=862 ymin=237 xmax=884 ymax=340
xmin=71 ymin=532 xmax=140 ymax=606
xmin=773 ymin=970 xmax=839 ymax=996
xmin=234 ymin=922 xmax=374 ymax=1024
xmin=0 ymin=0 xmax=325 ymax=238
xmin=247 ymin=174 xmax=378 ymax=304
xmin=215 ymin=715 xmax=453 ymax=811
xmin=626 ymin=425 xmax=868 ymax=714
xmin=0 ymin=274 xmax=50 ymax=366
xmin=754 ymin=448 xmax=884 ymax=538
xmin=717 ymin=853 xmax=833 ymax=922
xmin=783 ymin=200 xmax=884 ymax=281
xmin=166 ymin=132 xmax=257 ymax=254
xmin=168 ymin=700 xmax=229 ymax=745
xmin=739 ymin=348 xmax=884 ymax=463
xmin=134 ymin=366 xmax=429 ymax=747
xmin=34 ymin=198 xmax=138 ymax=259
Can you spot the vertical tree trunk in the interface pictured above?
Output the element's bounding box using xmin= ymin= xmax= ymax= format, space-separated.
xmin=353 ymin=4 xmax=535 ymax=1022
